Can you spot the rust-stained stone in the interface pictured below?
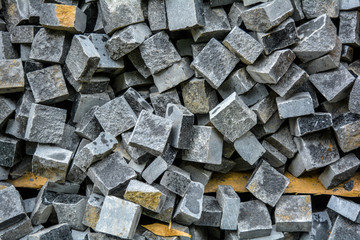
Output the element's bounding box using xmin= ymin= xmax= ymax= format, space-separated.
xmin=0 ymin=59 xmax=25 ymax=94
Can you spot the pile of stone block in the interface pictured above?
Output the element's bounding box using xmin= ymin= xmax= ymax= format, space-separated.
xmin=1 ymin=0 xmax=360 ymax=239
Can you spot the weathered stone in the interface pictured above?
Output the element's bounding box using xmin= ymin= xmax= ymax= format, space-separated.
xmin=294 ymin=130 xmax=340 ymax=171
xmin=262 ymin=140 xmax=287 ymax=167
xmin=228 ymin=2 xmax=247 ymax=28
xmin=140 ymin=31 xmax=181 ymax=74
xmin=71 ymin=229 xmax=89 ymax=240
xmin=148 ymin=0 xmax=167 ymax=31
xmin=129 ymin=110 xmax=172 ymax=156
xmin=194 ymin=195 xmax=222 ymax=227
xmin=165 ymin=0 xmax=204 ymax=31
xmin=252 ymin=112 xmax=285 ymax=138
xmin=153 ymin=58 xmax=194 ymax=93
xmin=121 ymin=130 xmax=152 ymax=164
xmin=27 ymin=65 xmax=69 ymax=104
xmin=2 ymin=0 xmax=29 ymax=31
xmin=276 ymin=92 xmax=314 ymax=119
xmin=216 ymin=185 xmax=240 ymax=230
xmin=0 ymin=96 xmax=15 ymax=128
xmin=328 ymin=215 xmax=360 ymax=240
xmin=289 ymin=112 xmax=333 ymax=137
xmin=241 ymin=0 xmax=293 ymax=32
xmin=46 ymin=181 xmax=80 ymax=194
xmin=210 ymin=0 xmax=239 ymax=6
xmin=238 ymin=200 xmax=272 ymax=239
xmin=191 ymin=38 xmax=239 ymax=89
xmin=300 ymin=210 xmax=332 ymax=240
xmin=0 ymin=59 xmax=25 ymax=94
xmin=210 ymin=92 xmax=257 ymax=142
xmin=0 ymin=216 xmax=33 ymax=240
xmin=173 ymin=181 xmax=204 ymax=225
xmin=98 ymin=0 xmax=144 ymax=35
xmin=292 ymin=14 xmax=337 ymax=63
xmin=266 ymin=126 xmax=297 ymax=158
xmin=341 ymin=45 xmax=354 ymax=63
xmin=246 ymin=49 xmax=296 ymax=84
xmin=20 ymin=43 xmax=31 ymax=61
xmin=182 ymin=126 xmax=223 ymax=165
xmin=181 ymin=163 xmax=213 ymax=186
xmin=234 ymin=131 xmax=265 ymax=165
xmin=106 ymin=23 xmax=151 ymax=60
xmin=0 ymin=32 xmax=18 ymax=60
xmin=191 ymin=3 xmax=231 ymax=42
xmin=319 ymin=153 xmax=360 ymax=189
xmin=64 ymin=35 xmax=100 ymax=83
xmin=40 ymin=4 xmax=86 ymax=33
xmin=32 ymin=145 xmax=72 ymax=183
xmin=302 ymin=0 xmax=339 ymax=19
xmin=75 ymin=106 xmax=103 ymax=141
xmin=127 ymin=49 xmax=152 ymax=79
xmin=350 ymin=78 xmax=360 ymax=114
xmin=333 ymin=112 xmax=360 ymax=152
xmin=25 ymin=104 xmax=66 ymax=144
xmin=251 ymin=93 xmax=277 ymax=124
xmin=204 ymin=158 xmax=236 ymax=174
xmin=96 ymin=196 xmax=141 ymax=239
xmin=218 ymin=68 xmax=256 ymax=99
xmin=240 ymin=83 xmax=269 ymax=107
xmin=246 ymin=160 xmax=289 ymax=207
xmin=340 ymin=0 xmax=360 ymax=10
xmin=348 ymin=59 xmax=360 ymax=77
xmin=160 ymin=165 xmax=191 ymax=197
xmin=123 ymin=87 xmax=153 ymax=117
xmin=182 ymin=78 xmax=218 ymax=114
xmin=10 ymin=25 xmax=38 ymax=44
xmin=0 ymin=166 xmax=9 ymax=181
xmin=112 ymin=71 xmax=152 ymax=93
xmin=28 ymin=223 xmax=72 ymax=240
xmin=327 ymin=196 xmax=360 ymax=223
xmin=72 ymin=92 xmax=110 ymax=123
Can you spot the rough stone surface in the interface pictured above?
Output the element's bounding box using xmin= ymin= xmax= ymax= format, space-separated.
xmin=0 ymin=96 xmax=16 ymax=127
xmin=289 ymin=112 xmax=333 ymax=136
xmin=240 ymin=83 xmax=269 ymax=107
xmin=262 ymin=140 xmax=288 ymax=167
xmin=72 ymin=92 xmax=110 ymax=123
xmin=160 ymin=165 xmax=191 ymax=197
xmin=112 ymin=70 xmax=152 ymax=93
xmin=327 ymin=196 xmax=360 ymax=223
xmin=251 ymin=93 xmax=277 ymax=124
xmin=328 ymin=215 xmax=360 ymax=240
xmin=218 ymin=68 xmax=256 ymax=99
xmin=0 ymin=135 xmax=21 ymax=168
xmin=302 ymin=0 xmax=339 ymax=19
xmin=75 ymin=106 xmax=103 ymax=141
xmin=194 ymin=195 xmax=222 ymax=227
xmin=148 ymin=0 xmax=167 ymax=31
xmin=122 ymin=87 xmax=153 ymax=117
xmin=350 ymin=78 xmax=360 ymax=114
xmin=127 ymin=49 xmax=152 ymax=79
xmin=121 ymin=130 xmax=152 ymax=164
xmin=216 ymin=185 xmax=240 ymax=230
xmin=234 ymin=131 xmax=265 ymax=165
xmin=333 ymin=112 xmax=360 ymax=152
xmin=0 ymin=59 xmax=25 ymax=94
xmin=276 ymin=92 xmax=314 ymax=119
xmin=28 ymin=223 xmax=72 ymax=240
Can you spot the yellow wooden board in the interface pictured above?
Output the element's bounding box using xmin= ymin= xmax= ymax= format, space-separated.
xmin=7 ymin=172 xmax=47 ymax=189
xmin=205 ymin=171 xmax=360 ymax=197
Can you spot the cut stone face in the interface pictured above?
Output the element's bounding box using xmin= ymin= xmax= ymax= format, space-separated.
xmin=72 ymin=92 xmax=110 ymax=123
xmin=148 ymin=0 xmax=167 ymax=31
xmin=246 ymin=160 xmax=289 ymax=207
xmin=218 ymin=68 xmax=256 ymax=99
xmin=182 ymin=126 xmax=223 ymax=165
xmin=350 ymin=78 xmax=360 ymax=114
xmin=266 ymin=126 xmax=297 ymax=158
xmin=276 ymin=92 xmax=314 ymax=119
xmin=216 ymin=185 xmax=240 ymax=230
xmin=98 ymin=0 xmax=144 ymax=35
xmin=82 ymin=193 xmax=104 ymax=230
xmin=0 ymin=96 xmax=15 ymax=128
xmin=165 ymin=0 xmax=204 ymax=31
xmin=302 ymin=0 xmax=339 ymax=19
xmin=75 ymin=106 xmax=103 ymax=141
xmin=0 ymin=135 xmax=22 ymax=168
xmin=0 ymin=31 xmax=18 ymax=60
xmin=160 ymin=165 xmax=192 ymax=197
xmin=327 ymin=196 xmax=360 ymax=223
xmin=251 ymin=93 xmax=277 ymax=124
xmin=240 ymin=0 xmax=294 ymax=32
xmin=275 ymin=195 xmax=312 ymax=232
xmin=0 ymin=59 xmax=25 ymax=94
xmin=262 ymin=140 xmax=287 ymax=167
xmin=234 ymin=131 xmax=265 ymax=165
xmin=112 ymin=71 xmax=152 ymax=93
xmin=328 ymin=215 xmax=360 ymax=240
xmin=121 ymin=130 xmax=152 ymax=164
xmin=223 ymin=26 xmax=263 ymax=65
xmin=333 ymin=112 xmax=360 ymax=152
xmin=294 ymin=130 xmax=340 ymax=171
xmin=194 ymin=195 xmax=222 ymax=227
xmin=122 ymin=87 xmax=153 ymax=117
xmin=240 ymin=83 xmax=269 ymax=107
xmin=246 ymin=49 xmax=296 ymax=84
xmin=228 ymin=2 xmax=247 ymax=28
xmin=210 ymin=92 xmax=257 ymax=142
xmin=28 ymin=223 xmax=72 ymax=240
xmin=2 ymin=0 xmax=29 ymax=31
xmin=289 ymin=113 xmax=333 ymax=137
xmin=238 ymin=200 xmax=272 ymax=239
xmin=127 ymin=49 xmax=152 ymax=79
xmin=300 ymin=210 xmax=332 ymax=240
xmin=191 ymin=38 xmax=239 ymax=89
xmin=181 ymin=163 xmax=212 ymax=186
xmin=0 ymin=215 xmax=33 ymax=240
xmin=25 ymin=104 xmax=67 ymax=144
xmin=341 ymin=45 xmax=354 ymax=63
xmin=139 ymin=31 xmax=181 ymax=75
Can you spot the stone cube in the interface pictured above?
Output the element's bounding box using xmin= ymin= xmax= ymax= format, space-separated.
xmin=210 ymin=92 xmax=257 ymax=142
xmin=25 ymin=104 xmax=66 ymax=144
xmin=0 ymin=31 xmax=18 ymax=59
xmin=95 ymin=196 xmax=141 ymax=239
xmin=181 ymin=163 xmax=213 ymax=186
xmin=328 ymin=215 xmax=360 ymax=240
xmin=75 ymin=106 xmax=103 ymax=141
xmin=341 ymin=45 xmax=354 ymax=63
xmin=246 ymin=160 xmax=289 ymax=207
xmin=191 ymin=38 xmax=239 ymax=89
xmin=234 ymin=131 xmax=265 ymax=165
xmin=150 ymin=89 xmax=181 ymax=117
xmin=262 ymin=140 xmax=287 ymax=167
xmin=182 ymin=126 xmax=223 ymax=165
xmin=246 ymin=49 xmax=296 ymax=84
xmin=82 ymin=193 xmax=104 ymax=230
xmin=127 ymin=49 xmax=152 ymax=79
xmin=148 ymin=0 xmax=167 ymax=31
xmin=333 ymin=112 xmax=360 ymax=152
xmin=300 ymin=210 xmax=332 ymax=240
xmin=238 ymin=200 xmax=272 ymax=239
xmin=0 ymin=59 xmax=25 ymax=94
xmin=340 ymin=0 xmax=360 ymax=10
xmin=275 ymin=195 xmax=312 ymax=232
xmin=319 ymin=153 xmax=360 ymax=189
xmin=0 ymin=96 xmax=16 ymax=128
xmin=251 ymin=93 xmax=277 ymax=124
xmin=0 ymin=216 xmax=33 ymax=240
xmin=240 ymin=83 xmax=269 ymax=107
xmin=302 ymin=0 xmax=339 ymax=19
xmin=72 ymin=92 xmax=110 ymax=123
xmin=32 ymin=145 xmax=72 ymax=183
xmin=194 ymin=195 xmax=222 ymax=227
xmin=28 ymin=223 xmax=72 ymax=240
xmin=216 ymin=185 xmax=240 ymax=230
xmin=123 ymin=87 xmax=153 ymax=117
xmin=218 ymin=68 xmax=256 ymax=99
xmin=266 ymin=126 xmax=297 ymax=158
xmin=160 ymin=165 xmax=191 ymax=197
xmin=2 ymin=0 xmax=29 ymax=31
xmin=350 ymin=78 xmax=360 ymax=114
xmin=121 ymin=130 xmax=152 ymax=164
xmin=204 ymin=158 xmax=236 ymax=174
xmin=327 ymin=196 xmax=360 ymax=223
xmin=228 ymin=2 xmax=247 ymax=28
xmin=276 ymin=92 xmax=314 ymax=119
xmin=112 ymin=71 xmax=152 ymax=93
xmin=289 ymin=113 xmax=333 ymax=137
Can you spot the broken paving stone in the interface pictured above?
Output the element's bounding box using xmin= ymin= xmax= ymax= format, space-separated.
xmin=98 ymin=0 xmax=144 ymax=35
xmin=328 ymin=215 xmax=360 ymax=240
xmin=160 ymin=165 xmax=191 ymax=197
xmin=262 ymin=140 xmax=287 ymax=167
xmin=223 ymin=26 xmax=263 ymax=65
xmin=95 ymin=196 xmax=141 ymax=239
xmin=241 ymin=0 xmax=293 ymax=32
xmin=341 ymin=45 xmax=354 ymax=63
xmin=28 ymin=223 xmax=72 ymax=240
xmin=0 ymin=59 xmax=25 ymax=94
xmin=234 ymin=131 xmax=265 ymax=165
xmin=112 ymin=71 xmax=152 ymax=94
xmin=302 ymin=0 xmax=339 ymax=19
xmin=238 ymin=200 xmax=272 ymax=239
xmin=165 ymin=103 xmax=194 ymax=149
xmin=153 ymin=58 xmax=194 ymax=93
xmin=251 ymin=93 xmax=277 ymax=124
xmin=289 ymin=112 xmax=333 ymax=137
xmin=294 ymin=130 xmax=340 ymax=171
xmin=190 ymin=3 xmax=231 ymax=42
xmin=105 ymin=23 xmax=152 ymax=60
xmin=266 ymin=126 xmax=297 ymax=158
xmin=327 ymin=196 xmax=360 ymax=223
xmin=319 ymin=153 xmax=360 ymax=189
xmin=210 ymin=92 xmax=257 ymax=142
xmin=165 ymin=0 xmax=204 ymax=31
xmin=333 ymin=112 xmax=360 ymax=152
xmin=0 ymin=31 xmax=19 ymax=59
xmin=194 ymin=195 xmax=222 ymax=227
xmin=124 ymin=179 xmax=166 ymax=213
xmin=0 ymin=96 xmax=16 ymax=127
xmin=257 ymin=18 xmax=299 ymax=55
xmin=25 ymin=104 xmax=66 ymax=144
xmin=0 ymin=215 xmax=33 ymax=240
xmin=182 ymin=78 xmax=218 ymax=114
xmin=148 ymin=0 xmax=167 ymax=31
xmin=30 ymin=184 xmax=59 ymax=225
xmin=173 ymin=181 xmax=204 ymax=225
xmin=340 ymin=11 xmax=360 ymax=46
xmin=32 ymin=145 xmax=72 ymax=183
xmin=292 ymin=14 xmax=337 ymax=63
xmin=191 ymin=38 xmax=239 ymax=89
xmin=26 ymin=65 xmax=68 ymax=104
xmin=350 ymin=78 xmax=360 ymax=114
xmin=246 ymin=160 xmax=289 ymax=207
xmin=216 ymin=185 xmax=240 ymax=230
xmin=140 ymin=31 xmax=181 ymax=74
xmin=123 ymin=87 xmax=153 ymax=117
xmin=40 ymin=4 xmax=86 ymax=33
xmin=276 ymin=92 xmax=314 ymax=119
xmin=246 ymin=49 xmax=296 ymax=84
xmin=182 ymin=126 xmax=223 ymax=165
